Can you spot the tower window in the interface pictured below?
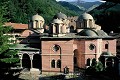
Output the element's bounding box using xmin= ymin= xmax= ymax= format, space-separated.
xmin=51 ymin=60 xmax=55 ymax=68
xmin=83 ymin=19 xmax=87 ymax=28
xmin=35 ymin=20 xmax=39 ymax=28
xmin=105 ymin=44 xmax=108 ymax=49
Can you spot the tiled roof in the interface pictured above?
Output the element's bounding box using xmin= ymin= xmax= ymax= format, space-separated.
xmin=9 ymin=44 xmax=39 ymax=50
xmin=4 ymin=22 xmax=28 ymax=29
xmin=41 ymin=33 xmax=114 ymax=39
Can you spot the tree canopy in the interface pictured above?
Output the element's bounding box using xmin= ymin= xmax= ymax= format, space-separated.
xmin=0 ymin=1 xmax=19 ymax=67
xmin=1 ymin=0 xmax=79 ymax=24
xmin=89 ymin=2 xmax=120 ymax=33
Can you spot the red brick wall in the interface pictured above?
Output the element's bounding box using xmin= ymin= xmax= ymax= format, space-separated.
xmin=85 ymin=40 xmax=97 ymax=54
xmin=41 ymin=40 xmax=74 ymax=72
xmin=102 ymin=39 xmax=116 ymax=55
xmin=74 ymin=40 xmax=86 ymax=68
xmin=41 ymin=38 xmax=116 ymax=72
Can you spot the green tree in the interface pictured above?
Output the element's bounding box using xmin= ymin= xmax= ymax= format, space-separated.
xmin=0 ymin=2 xmax=19 ymax=68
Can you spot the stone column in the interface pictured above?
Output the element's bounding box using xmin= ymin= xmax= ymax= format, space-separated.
xmin=105 ymin=58 xmax=108 ymax=68
xmin=53 ymin=24 xmax=55 ymax=34
xmin=91 ymin=20 xmax=94 ymax=28
xmin=33 ymin=21 xmax=36 ymax=28
xmin=18 ymin=54 xmax=23 ymax=68
xmin=58 ymin=24 xmax=61 ymax=34
xmin=86 ymin=20 xmax=89 ymax=28
xmin=29 ymin=54 xmax=33 ymax=68
xmin=38 ymin=21 xmax=40 ymax=28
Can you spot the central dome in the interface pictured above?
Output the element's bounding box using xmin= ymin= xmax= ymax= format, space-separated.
xmin=78 ymin=29 xmax=98 ymax=36
xmin=78 ymin=13 xmax=93 ymax=20
xmin=52 ymin=19 xmax=63 ymax=24
xmin=54 ymin=12 xmax=67 ymax=19
xmin=32 ymin=14 xmax=44 ymax=21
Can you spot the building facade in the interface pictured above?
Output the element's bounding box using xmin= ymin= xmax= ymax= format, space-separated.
xmin=7 ymin=12 xmax=116 ymax=73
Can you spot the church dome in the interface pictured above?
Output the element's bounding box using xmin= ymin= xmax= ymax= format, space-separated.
xmin=32 ymin=14 xmax=44 ymax=21
xmin=52 ymin=19 xmax=63 ymax=24
xmin=78 ymin=13 xmax=93 ymax=20
xmin=53 ymin=12 xmax=67 ymax=19
xmin=78 ymin=29 xmax=98 ymax=36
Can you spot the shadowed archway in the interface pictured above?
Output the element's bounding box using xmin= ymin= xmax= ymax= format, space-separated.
xmin=33 ymin=54 xmax=41 ymax=69
xmin=70 ymin=25 xmax=75 ymax=33
xmin=22 ymin=54 xmax=31 ymax=69
xmin=106 ymin=57 xmax=113 ymax=67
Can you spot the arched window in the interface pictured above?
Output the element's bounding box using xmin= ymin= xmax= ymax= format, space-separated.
xmin=55 ymin=23 xmax=59 ymax=34
xmin=51 ymin=60 xmax=55 ymax=68
xmin=105 ymin=44 xmax=108 ymax=49
xmin=35 ymin=20 xmax=38 ymax=28
xmin=70 ymin=26 xmax=74 ymax=33
xmin=91 ymin=58 xmax=97 ymax=66
xmin=83 ymin=19 xmax=87 ymax=28
xmin=86 ymin=58 xmax=91 ymax=66
xmin=57 ymin=59 xmax=61 ymax=68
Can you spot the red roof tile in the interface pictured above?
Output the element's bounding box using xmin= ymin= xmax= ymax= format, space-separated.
xmin=4 ymin=22 xmax=28 ymax=29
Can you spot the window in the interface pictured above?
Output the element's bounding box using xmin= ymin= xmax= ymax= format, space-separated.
xmin=57 ymin=59 xmax=61 ymax=68
xmin=91 ymin=58 xmax=97 ymax=66
xmin=35 ymin=20 xmax=38 ymax=28
xmin=70 ymin=26 xmax=74 ymax=33
xmin=105 ymin=44 xmax=108 ymax=49
xmin=53 ymin=45 xmax=60 ymax=52
xmin=89 ymin=44 xmax=95 ymax=50
xmin=51 ymin=60 xmax=55 ymax=68
xmin=86 ymin=58 xmax=91 ymax=66
xmin=55 ymin=23 xmax=59 ymax=34
xmin=83 ymin=19 xmax=87 ymax=28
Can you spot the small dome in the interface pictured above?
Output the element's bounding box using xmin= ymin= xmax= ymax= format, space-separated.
xmin=52 ymin=19 xmax=63 ymax=24
xmin=54 ymin=12 xmax=67 ymax=19
xmin=101 ymin=52 xmax=113 ymax=56
xmin=78 ymin=29 xmax=98 ymax=36
xmin=32 ymin=14 xmax=44 ymax=21
xmin=78 ymin=13 xmax=93 ymax=20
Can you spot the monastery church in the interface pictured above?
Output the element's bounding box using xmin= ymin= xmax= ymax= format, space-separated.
xmin=6 ymin=12 xmax=116 ymax=73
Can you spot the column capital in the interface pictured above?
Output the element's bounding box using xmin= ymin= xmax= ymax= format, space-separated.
xmin=18 ymin=54 xmax=23 ymax=59
xmin=29 ymin=54 xmax=34 ymax=60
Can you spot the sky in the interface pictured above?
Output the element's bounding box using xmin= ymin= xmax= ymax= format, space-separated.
xmin=56 ymin=0 xmax=105 ymax=2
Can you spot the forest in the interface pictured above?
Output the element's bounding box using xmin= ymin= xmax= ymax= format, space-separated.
xmin=1 ymin=0 xmax=120 ymax=33
xmin=1 ymin=0 xmax=78 ymax=24
xmin=90 ymin=2 xmax=120 ymax=33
